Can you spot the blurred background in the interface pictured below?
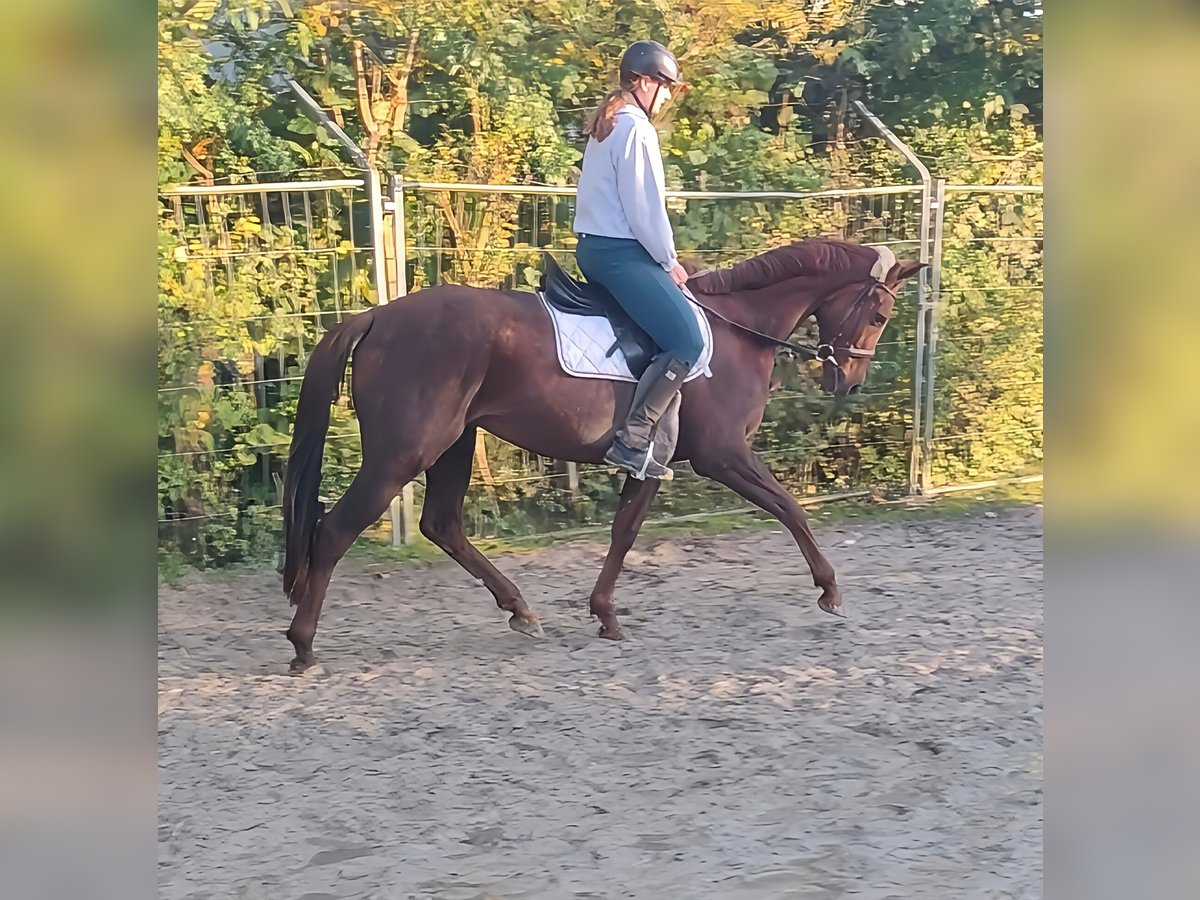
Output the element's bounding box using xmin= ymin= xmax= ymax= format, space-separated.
xmin=1 ymin=3 xmax=153 ymax=897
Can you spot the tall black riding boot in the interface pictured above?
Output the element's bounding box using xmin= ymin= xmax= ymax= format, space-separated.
xmin=604 ymin=354 xmax=690 ymax=481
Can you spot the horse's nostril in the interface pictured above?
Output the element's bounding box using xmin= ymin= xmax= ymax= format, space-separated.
xmin=847 ymin=384 xmax=862 ymax=395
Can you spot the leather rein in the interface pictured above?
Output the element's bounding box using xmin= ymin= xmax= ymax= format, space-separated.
xmin=682 ymin=277 xmax=898 ymax=372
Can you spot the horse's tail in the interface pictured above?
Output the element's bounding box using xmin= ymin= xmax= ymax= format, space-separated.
xmin=282 ymin=309 xmax=376 ymax=604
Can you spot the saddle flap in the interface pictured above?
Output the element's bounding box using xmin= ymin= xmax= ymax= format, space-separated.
xmin=540 ymin=254 xmax=618 ymax=317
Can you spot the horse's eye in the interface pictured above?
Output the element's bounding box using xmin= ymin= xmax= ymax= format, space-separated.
xmin=872 ymin=313 xmax=888 ymax=327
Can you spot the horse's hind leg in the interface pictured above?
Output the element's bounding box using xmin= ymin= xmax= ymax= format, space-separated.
xmin=286 ymin=460 xmax=410 ymax=671
xmin=419 ymin=427 xmax=543 ymax=637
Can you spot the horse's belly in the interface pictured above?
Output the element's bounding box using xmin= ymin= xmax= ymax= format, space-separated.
xmin=471 ymin=367 xmax=629 ymax=462
xmin=473 ymin=399 xmax=616 ymax=463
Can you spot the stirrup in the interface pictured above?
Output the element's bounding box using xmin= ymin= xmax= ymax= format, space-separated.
xmin=604 ymin=439 xmax=674 ymax=481
xmin=636 ymin=441 xmax=655 ymax=479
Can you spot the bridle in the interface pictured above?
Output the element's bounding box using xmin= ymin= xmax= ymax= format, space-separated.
xmin=684 ymin=277 xmax=898 ymax=374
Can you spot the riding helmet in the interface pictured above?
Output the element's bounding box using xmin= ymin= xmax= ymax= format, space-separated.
xmin=619 ymin=40 xmax=681 ymax=85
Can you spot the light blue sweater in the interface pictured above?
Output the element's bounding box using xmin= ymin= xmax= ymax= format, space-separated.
xmin=573 ymin=103 xmax=678 ymax=272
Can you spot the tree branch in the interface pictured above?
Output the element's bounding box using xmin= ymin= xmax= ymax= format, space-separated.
xmin=387 ymin=28 xmax=421 ymax=136
xmin=352 ymin=39 xmax=379 ymax=149
xmin=182 ymin=144 xmax=213 ymax=184
xmin=434 ymin=191 xmax=466 ymax=249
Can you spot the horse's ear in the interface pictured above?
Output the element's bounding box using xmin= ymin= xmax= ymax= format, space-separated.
xmin=888 ymin=260 xmax=927 ymax=283
xmin=679 ymin=256 xmax=706 ymax=276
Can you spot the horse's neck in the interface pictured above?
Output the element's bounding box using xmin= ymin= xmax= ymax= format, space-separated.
xmin=695 ymin=281 xmax=825 ymax=340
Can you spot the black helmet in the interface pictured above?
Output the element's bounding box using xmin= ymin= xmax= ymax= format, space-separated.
xmin=619 ymin=40 xmax=681 ymax=85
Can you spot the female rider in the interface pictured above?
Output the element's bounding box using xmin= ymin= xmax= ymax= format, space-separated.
xmin=573 ymin=40 xmax=703 ymax=482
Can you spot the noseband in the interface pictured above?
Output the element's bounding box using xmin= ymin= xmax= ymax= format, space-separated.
xmin=813 ymin=278 xmax=897 ymax=380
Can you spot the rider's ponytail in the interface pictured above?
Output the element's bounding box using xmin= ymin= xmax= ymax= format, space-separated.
xmin=584 ymin=76 xmax=638 ymax=142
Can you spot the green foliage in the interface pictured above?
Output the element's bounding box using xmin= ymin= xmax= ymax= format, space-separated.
xmin=157 ymin=183 xmax=374 ymax=565
xmin=158 ymin=0 xmax=314 ymax=185
xmin=157 ymin=0 xmax=1042 ymax=562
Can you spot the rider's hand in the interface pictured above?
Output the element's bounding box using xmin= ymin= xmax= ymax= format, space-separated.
xmin=668 ymin=262 xmax=689 ymax=287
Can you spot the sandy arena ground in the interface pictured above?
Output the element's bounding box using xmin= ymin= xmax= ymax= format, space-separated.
xmin=158 ymin=506 xmax=1043 ymax=899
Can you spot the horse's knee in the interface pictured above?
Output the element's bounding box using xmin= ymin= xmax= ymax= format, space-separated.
xmin=307 ymin=518 xmax=339 ymax=560
xmin=306 ymin=513 xmax=363 ymax=571
xmin=418 ymin=515 xmax=443 ymax=545
xmin=419 ymin=513 xmax=463 ymax=551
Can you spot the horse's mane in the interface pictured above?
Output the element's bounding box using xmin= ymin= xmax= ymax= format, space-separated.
xmin=688 ymin=238 xmax=878 ymax=295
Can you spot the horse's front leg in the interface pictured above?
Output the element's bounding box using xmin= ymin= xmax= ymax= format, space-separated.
xmin=587 ymin=476 xmax=661 ymax=639
xmin=693 ymin=448 xmax=842 ymax=616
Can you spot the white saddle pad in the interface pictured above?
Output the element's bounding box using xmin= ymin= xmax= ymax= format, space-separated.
xmin=539 ymin=293 xmax=714 ymax=384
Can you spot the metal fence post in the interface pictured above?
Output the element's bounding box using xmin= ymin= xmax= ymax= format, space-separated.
xmin=921 ymin=179 xmax=947 ymax=490
xmin=388 ymin=175 xmax=408 ymax=301
xmin=383 ymin=175 xmax=417 ymax=546
xmin=852 ymin=101 xmax=934 ymax=494
xmin=365 ymin=167 xmax=389 ymax=307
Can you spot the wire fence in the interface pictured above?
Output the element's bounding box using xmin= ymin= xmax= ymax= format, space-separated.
xmin=157 ymin=176 xmax=379 ymax=559
xmin=157 ymin=171 xmax=1042 ymax=563
xmin=923 ymin=186 xmax=1043 ymax=489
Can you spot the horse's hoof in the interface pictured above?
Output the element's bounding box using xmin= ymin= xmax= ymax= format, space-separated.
xmin=818 ymin=594 xmax=845 ymax=618
xmin=597 ymin=623 xmax=625 ymax=641
xmin=509 ymin=614 xmax=545 ymax=638
xmin=289 ymin=655 xmax=318 ymax=674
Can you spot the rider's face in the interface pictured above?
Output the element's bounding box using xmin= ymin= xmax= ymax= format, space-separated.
xmin=634 ymin=76 xmax=674 ymax=116
xmin=650 ymin=82 xmax=671 ymax=116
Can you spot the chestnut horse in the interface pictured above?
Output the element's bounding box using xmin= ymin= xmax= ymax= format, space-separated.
xmin=282 ymin=237 xmax=924 ymax=670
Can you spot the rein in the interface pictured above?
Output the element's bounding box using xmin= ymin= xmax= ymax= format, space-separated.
xmin=683 ymin=278 xmax=897 ymax=369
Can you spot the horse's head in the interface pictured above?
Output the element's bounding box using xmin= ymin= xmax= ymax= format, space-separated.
xmin=687 ymin=239 xmax=926 ymax=396
xmin=812 ymin=249 xmax=925 ymax=396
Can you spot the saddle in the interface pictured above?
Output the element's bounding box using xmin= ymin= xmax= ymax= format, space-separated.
xmin=539 ymin=254 xmax=656 ymax=377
